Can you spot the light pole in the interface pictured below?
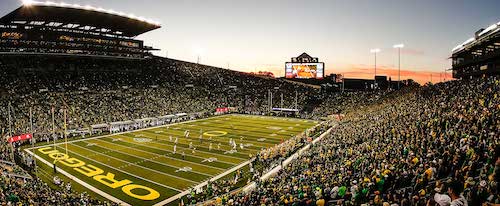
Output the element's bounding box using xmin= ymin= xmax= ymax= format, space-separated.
xmin=370 ymin=48 xmax=381 ymax=89
xmin=393 ymin=44 xmax=404 ymax=90
xmin=193 ymin=46 xmax=203 ymax=64
xmin=22 ymin=0 xmax=34 ymax=6
xmin=444 ymin=68 xmax=447 ymax=82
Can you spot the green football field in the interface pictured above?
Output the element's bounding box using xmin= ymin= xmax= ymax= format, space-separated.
xmin=26 ymin=114 xmax=319 ymax=206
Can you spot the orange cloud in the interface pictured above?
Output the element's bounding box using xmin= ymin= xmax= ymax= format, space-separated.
xmin=244 ymin=64 xmax=453 ymax=85
xmin=340 ymin=65 xmax=453 ymax=85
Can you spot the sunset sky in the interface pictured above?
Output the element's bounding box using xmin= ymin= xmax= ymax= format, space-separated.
xmin=1 ymin=0 xmax=499 ymax=84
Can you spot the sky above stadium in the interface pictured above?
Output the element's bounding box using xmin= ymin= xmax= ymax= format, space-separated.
xmin=1 ymin=0 xmax=499 ymax=84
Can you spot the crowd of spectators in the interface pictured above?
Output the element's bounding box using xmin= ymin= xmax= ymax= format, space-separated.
xmin=311 ymin=91 xmax=388 ymax=117
xmin=0 ymin=55 xmax=316 ymax=205
xmin=0 ymin=137 xmax=122 ymax=205
xmin=211 ymin=76 xmax=499 ymax=206
xmin=0 ymin=172 xmax=117 ymax=205
xmin=0 ymin=56 xmax=316 ymax=140
xmin=1 ymin=54 xmax=499 ymax=206
xmin=184 ymin=122 xmax=333 ymax=205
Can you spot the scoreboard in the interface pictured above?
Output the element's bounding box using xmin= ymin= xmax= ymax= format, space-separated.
xmin=285 ymin=62 xmax=324 ymax=79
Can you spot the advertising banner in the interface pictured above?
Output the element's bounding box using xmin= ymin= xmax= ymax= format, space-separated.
xmin=7 ymin=133 xmax=33 ymax=143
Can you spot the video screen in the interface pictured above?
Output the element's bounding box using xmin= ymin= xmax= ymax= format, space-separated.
xmin=285 ymin=63 xmax=324 ymax=79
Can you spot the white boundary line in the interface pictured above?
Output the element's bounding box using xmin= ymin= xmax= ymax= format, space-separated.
xmin=110 ymin=135 xmax=244 ymax=165
xmin=175 ymin=120 xmax=326 ymax=206
xmin=24 ymin=149 xmax=131 ymax=206
xmin=144 ymin=124 xmax=270 ymax=152
xmin=27 ymin=114 xmax=320 ymax=206
xmin=260 ymin=127 xmax=333 ymax=181
xmin=152 ymin=158 xmax=254 ymax=206
xmin=184 ymin=120 xmax=290 ymax=145
xmin=68 ymin=143 xmax=198 ymax=187
xmin=82 ymin=139 xmax=214 ymax=178
xmin=48 ymin=144 xmax=184 ymax=193
xmin=90 ymin=138 xmax=226 ymax=173
xmin=231 ymin=113 xmax=318 ymax=123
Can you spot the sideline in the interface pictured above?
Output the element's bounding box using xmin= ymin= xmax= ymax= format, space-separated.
xmin=24 ymin=149 xmax=132 ymax=206
xmin=69 ymin=142 xmax=199 ymax=186
xmin=26 ymin=114 xmax=320 ymax=205
xmin=29 ymin=114 xmax=228 ymax=150
xmin=152 ymin=158 xmax=254 ymax=206
xmin=197 ymin=121 xmax=330 ymax=205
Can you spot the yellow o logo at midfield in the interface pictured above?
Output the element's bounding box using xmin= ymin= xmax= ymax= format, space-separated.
xmin=203 ymin=131 xmax=228 ymax=137
xmin=122 ymin=184 xmax=160 ymax=200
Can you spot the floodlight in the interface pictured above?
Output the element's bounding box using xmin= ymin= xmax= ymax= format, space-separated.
xmin=22 ymin=0 xmax=35 ymax=6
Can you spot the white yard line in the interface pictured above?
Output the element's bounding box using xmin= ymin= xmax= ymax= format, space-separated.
xmin=153 ymin=158 xmax=253 ymax=206
xmin=115 ymin=135 xmax=247 ymax=164
xmin=231 ymin=114 xmax=318 ymax=123
xmin=179 ymin=123 xmax=279 ymax=146
xmin=24 ymin=149 xmax=132 ymax=206
xmin=69 ymin=143 xmax=199 ymax=186
xmin=174 ymin=117 xmax=295 ymax=150
xmin=88 ymin=138 xmax=215 ymax=177
xmin=192 ymin=118 xmax=305 ymax=136
xmin=27 ymin=114 xmax=320 ymax=206
xmin=49 ymin=144 xmax=183 ymax=192
xmin=142 ymin=129 xmax=265 ymax=153
xmin=155 ymin=118 xmax=324 ymax=206
xmin=89 ymin=138 xmax=226 ymax=172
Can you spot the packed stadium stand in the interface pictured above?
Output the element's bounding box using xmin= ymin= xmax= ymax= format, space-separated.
xmin=2 ymin=56 xmax=498 ymax=205
xmin=0 ymin=2 xmax=499 ymax=206
xmin=0 ymin=55 xmax=318 ymax=140
xmin=209 ymin=77 xmax=499 ymax=206
xmin=0 ymin=1 xmax=160 ymax=58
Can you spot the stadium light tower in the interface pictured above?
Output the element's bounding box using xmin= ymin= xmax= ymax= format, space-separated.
xmin=393 ymin=44 xmax=404 ymax=90
xmin=370 ymin=48 xmax=381 ymax=89
xmin=193 ymin=46 xmax=204 ymax=64
xmin=22 ymin=0 xmax=35 ymax=5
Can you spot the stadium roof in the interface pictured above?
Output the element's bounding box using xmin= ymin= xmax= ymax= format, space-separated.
xmin=0 ymin=1 xmax=161 ymax=37
xmin=452 ymin=21 xmax=500 ymax=54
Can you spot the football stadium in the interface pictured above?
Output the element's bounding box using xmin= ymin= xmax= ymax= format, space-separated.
xmin=0 ymin=0 xmax=499 ymax=206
